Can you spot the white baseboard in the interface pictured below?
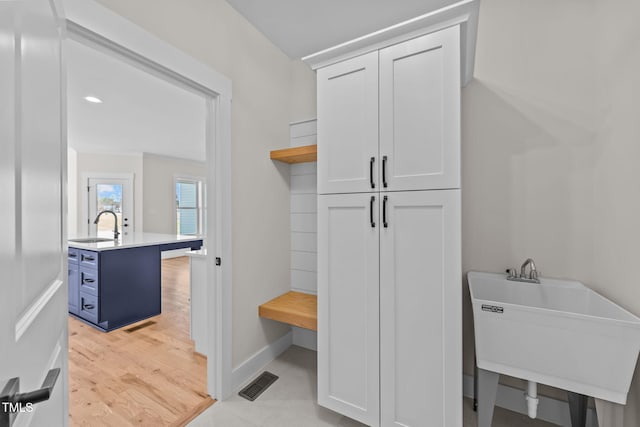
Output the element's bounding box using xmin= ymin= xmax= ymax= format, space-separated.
xmin=463 ymin=374 xmax=598 ymax=427
xmin=231 ymin=331 xmax=293 ymax=392
xmin=292 ymin=327 xmax=317 ymax=351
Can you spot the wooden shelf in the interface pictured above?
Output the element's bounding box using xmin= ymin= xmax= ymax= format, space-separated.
xmin=270 ymin=144 xmax=317 ymax=163
xmin=258 ymin=291 xmax=317 ymax=331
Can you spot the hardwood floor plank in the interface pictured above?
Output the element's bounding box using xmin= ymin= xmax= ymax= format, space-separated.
xmin=69 ymin=256 xmax=212 ymax=426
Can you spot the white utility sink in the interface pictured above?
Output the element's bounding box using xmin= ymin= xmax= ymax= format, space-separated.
xmin=468 ymin=271 xmax=640 ymax=404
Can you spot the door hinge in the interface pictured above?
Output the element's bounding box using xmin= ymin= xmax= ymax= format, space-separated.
xmin=215 ymin=257 xmax=221 ymax=266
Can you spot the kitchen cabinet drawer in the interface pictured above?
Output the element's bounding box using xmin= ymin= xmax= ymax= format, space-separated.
xmin=79 ymin=250 xmax=98 ymax=269
xmin=78 ymin=292 xmax=99 ymax=324
xmin=68 ymin=247 xmax=79 ymax=264
xmin=69 ymin=262 xmax=79 ymax=315
xmin=79 ymin=269 xmax=99 ymax=296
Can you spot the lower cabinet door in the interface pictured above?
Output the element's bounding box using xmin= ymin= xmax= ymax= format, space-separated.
xmin=379 ymin=190 xmax=461 ymax=427
xmin=318 ymin=193 xmax=380 ymax=427
xmin=68 ymin=262 xmax=79 ymax=314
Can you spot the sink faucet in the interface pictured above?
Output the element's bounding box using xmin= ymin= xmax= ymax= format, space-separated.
xmin=520 ymin=258 xmax=538 ymax=281
xmin=506 ymin=258 xmax=540 ymax=284
xmin=93 ymin=210 xmax=120 ymax=240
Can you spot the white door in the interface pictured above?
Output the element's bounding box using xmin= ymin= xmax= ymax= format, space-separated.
xmin=379 ymin=190 xmax=461 ymax=427
xmin=86 ymin=175 xmax=134 ymax=236
xmin=317 ymin=52 xmax=379 ymax=195
xmin=379 ymin=26 xmax=460 ymax=191
xmin=318 ymin=193 xmax=380 ymax=427
xmin=0 ymin=0 xmax=67 ymax=426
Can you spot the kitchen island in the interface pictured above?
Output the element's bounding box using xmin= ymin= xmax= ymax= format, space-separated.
xmin=68 ymin=233 xmax=204 ymax=332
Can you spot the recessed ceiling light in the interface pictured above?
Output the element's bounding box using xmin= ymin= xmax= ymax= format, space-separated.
xmin=84 ymin=96 xmax=103 ymax=103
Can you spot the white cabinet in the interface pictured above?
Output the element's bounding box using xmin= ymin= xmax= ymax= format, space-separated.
xmin=318 ymin=193 xmax=380 ymax=426
xmin=318 ymin=26 xmax=460 ymax=195
xmin=379 ymin=28 xmax=460 ymax=191
xmin=188 ymin=250 xmax=207 ymax=355
xmin=379 ymin=190 xmax=461 ymax=427
xmin=317 ymin=52 xmax=379 ymax=194
xmin=318 ymin=190 xmax=461 ymax=427
xmin=317 ymin=25 xmax=463 ymax=427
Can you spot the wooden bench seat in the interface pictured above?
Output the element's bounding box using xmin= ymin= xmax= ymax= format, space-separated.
xmin=258 ymin=291 xmax=317 ymax=331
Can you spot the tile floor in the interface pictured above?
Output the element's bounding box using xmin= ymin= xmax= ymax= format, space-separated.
xmin=189 ymin=346 xmax=559 ymax=427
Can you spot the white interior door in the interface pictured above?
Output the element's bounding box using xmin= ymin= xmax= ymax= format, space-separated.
xmin=379 ymin=190 xmax=461 ymax=427
xmin=86 ymin=175 xmax=134 ymax=236
xmin=0 ymin=0 xmax=67 ymax=426
xmin=317 ymin=193 xmax=380 ymax=427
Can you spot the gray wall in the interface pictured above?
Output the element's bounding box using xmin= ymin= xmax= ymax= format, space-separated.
xmin=463 ymin=0 xmax=640 ymax=423
xmin=142 ymin=153 xmax=206 ymax=234
xmin=94 ymin=0 xmax=316 ymax=369
xmin=92 ymin=3 xmax=640 ymax=424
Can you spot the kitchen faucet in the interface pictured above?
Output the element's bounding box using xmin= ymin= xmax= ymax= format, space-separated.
xmin=93 ymin=210 xmax=120 ymax=239
xmin=506 ymin=258 xmax=540 ymax=284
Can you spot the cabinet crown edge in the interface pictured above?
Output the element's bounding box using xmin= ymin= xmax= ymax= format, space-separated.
xmin=301 ymin=0 xmax=479 ymax=87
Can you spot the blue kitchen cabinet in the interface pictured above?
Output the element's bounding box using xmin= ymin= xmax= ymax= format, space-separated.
xmin=68 ymin=239 xmax=203 ymax=331
xmin=68 ymin=248 xmax=80 ymax=315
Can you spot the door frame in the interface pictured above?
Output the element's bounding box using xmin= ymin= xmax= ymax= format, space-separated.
xmin=63 ymin=0 xmax=233 ymax=399
xmin=82 ymin=172 xmax=135 ymax=235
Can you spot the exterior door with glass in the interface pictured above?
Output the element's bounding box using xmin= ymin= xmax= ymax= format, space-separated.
xmin=86 ymin=175 xmax=134 ymax=237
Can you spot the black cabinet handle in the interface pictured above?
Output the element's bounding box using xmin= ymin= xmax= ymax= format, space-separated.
xmin=383 ymin=196 xmax=388 ymax=228
xmin=370 ymin=196 xmax=376 ymax=228
xmin=382 ymin=155 xmax=388 ymax=188
xmin=82 ymin=278 xmax=95 ymax=284
xmin=68 ymin=253 xmax=77 ymax=258
xmin=82 ymin=256 xmax=95 ymax=262
xmin=83 ymin=304 xmax=95 ymax=310
xmin=369 ymin=157 xmax=375 ymax=189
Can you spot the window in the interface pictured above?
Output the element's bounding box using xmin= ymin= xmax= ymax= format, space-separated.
xmin=176 ymin=178 xmax=204 ymax=235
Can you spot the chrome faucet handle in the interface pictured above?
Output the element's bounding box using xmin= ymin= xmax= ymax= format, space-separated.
xmin=520 ymin=258 xmax=536 ymax=278
xmin=506 ymin=268 xmax=517 ymax=279
xmin=529 ymin=269 xmax=538 ymax=281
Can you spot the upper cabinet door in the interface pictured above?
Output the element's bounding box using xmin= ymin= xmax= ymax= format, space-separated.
xmin=318 ymin=52 xmax=379 ymax=194
xmin=379 ymin=26 xmax=460 ymax=191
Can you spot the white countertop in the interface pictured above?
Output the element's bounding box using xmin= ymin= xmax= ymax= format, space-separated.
xmin=68 ymin=232 xmax=205 ymax=252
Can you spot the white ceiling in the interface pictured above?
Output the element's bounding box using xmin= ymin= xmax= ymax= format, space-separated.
xmin=226 ymin=0 xmax=460 ymax=59
xmin=66 ymin=39 xmax=206 ymax=161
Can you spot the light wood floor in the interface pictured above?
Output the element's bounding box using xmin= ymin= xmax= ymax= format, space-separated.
xmin=69 ymin=256 xmax=213 ymax=426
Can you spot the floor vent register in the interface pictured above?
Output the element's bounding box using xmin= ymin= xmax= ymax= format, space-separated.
xmin=238 ymin=371 xmax=279 ymax=401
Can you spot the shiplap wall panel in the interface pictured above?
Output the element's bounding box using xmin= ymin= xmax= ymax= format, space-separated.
xmin=290 ymin=120 xmax=318 ymax=295
xmin=290 ymin=174 xmax=317 ymax=194
xmin=291 ymin=194 xmax=317 ymax=214
xmin=291 ymin=213 xmax=317 ymax=233
xmin=291 ymin=232 xmax=317 ymax=252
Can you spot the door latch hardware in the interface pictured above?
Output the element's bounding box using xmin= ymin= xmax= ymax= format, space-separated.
xmin=215 ymin=257 xmax=221 ymax=266
xmin=1 ymin=368 xmax=60 ymax=427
